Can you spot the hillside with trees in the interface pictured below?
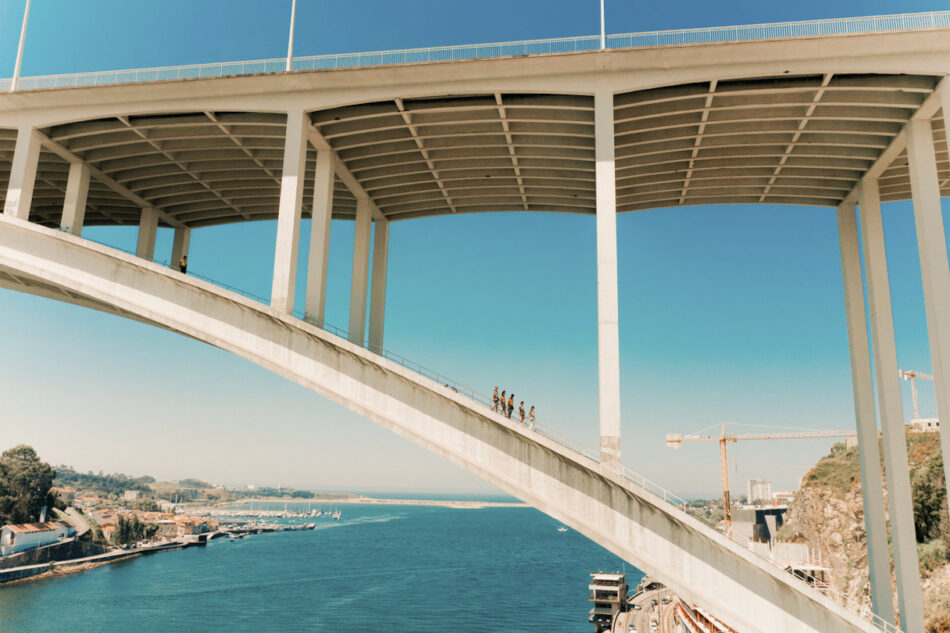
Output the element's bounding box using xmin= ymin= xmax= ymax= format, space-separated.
xmin=0 ymin=445 xmax=61 ymax=524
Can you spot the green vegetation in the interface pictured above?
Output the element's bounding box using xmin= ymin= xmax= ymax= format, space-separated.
xmin=0 ymin=445 xmax=60 ymax=524
xmin=685 ymin=498 xmax=725 ymax=528
xmin=177 ymin=478 xmax=212 ymax=489
xmin=802 ymin=441 xmax=860 ymax=490
xmin=55 ymin=465 xmax=154 ymax=500
xmin=802 ymin=433 xmax=950 ymax=567
xmin=111 ymin=515 xmax=158 ymax=546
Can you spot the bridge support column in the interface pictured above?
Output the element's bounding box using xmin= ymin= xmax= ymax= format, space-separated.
xmin=906 ymin=116 xmax=950 ymax=508
xmin=171 ymin=227 xmax=190 ymax=271
xmin=857 ymin=176 xmax=924 ymax=633
xmin=369 ymin=219 xmax=389 ymax=353
xmin=348 ymin=197 xmax=372 ymax=345
xmin=835 ymin=202 xmax=894 ymax=625
xmin=305 ymin=149 xmax=334 ymax=326
xmin=271 ymin=109 xmax=309 ymax=313
xmin=60 ymin=162 xmax=90 ymax=236
xmin=594 ymin=89 xmax=621 ymax=471
xmin=3 ymin=125 xmax=41 ymax=220
xmin=136 ymin=207 xmax=158 ymax=261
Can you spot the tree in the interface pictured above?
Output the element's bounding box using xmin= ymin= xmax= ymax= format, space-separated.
xmin=0 ymin=445 xmax=58 ymax=525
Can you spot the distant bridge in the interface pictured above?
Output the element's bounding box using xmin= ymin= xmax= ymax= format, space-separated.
xmin=3 ymin=11 xmax=950 ymax=633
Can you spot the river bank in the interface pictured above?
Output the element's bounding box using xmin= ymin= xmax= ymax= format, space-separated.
xmin=221 ymin=496 xmax=527 ymax=509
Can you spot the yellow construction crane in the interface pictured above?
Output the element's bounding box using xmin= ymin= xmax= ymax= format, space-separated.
xmin=899 ymin=369 xmax=934 ymax=419
xmin=666 ymin=423 xmax=857 ymax=536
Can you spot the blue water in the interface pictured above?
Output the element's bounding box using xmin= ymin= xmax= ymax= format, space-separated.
xmin=0 ymin=504 xmax=639 ymax=632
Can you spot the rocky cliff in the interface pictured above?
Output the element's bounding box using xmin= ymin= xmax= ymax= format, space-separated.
xmin=779 ymin=433 xmax=949 ymax=632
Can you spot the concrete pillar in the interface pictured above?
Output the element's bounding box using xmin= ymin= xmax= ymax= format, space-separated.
xmin=305 ymin=149 xmax=334 ymax=326
xmin=857 ymin=177 xmax=924 ymax=633
xmin=368 ymin=219 xmax=389 ymax=353
xmin=594 ymin=89 xmax=621 ymax=472
xmin=171 ymin=227 xmax=191 ymax=270
xmin=3 ymin=125 xmax=41 ymax=220
xmin=60 ymin=161 xmax=90 ymax=235
xmin=270 ymin=109 xmax=309 ymax=313
xmin=136 ymin=207 xmax=158 ymax=260
xmin=835 ymin=203 xmax=894 ymax=625
xmin=905 ymin=116 xmax=950 ymax=509
xmin=348 ymin=197 xmax=372 ymax=345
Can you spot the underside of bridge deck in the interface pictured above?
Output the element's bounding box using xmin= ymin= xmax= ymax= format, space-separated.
xmin=0 ymin=73 xmax=946 ymax=229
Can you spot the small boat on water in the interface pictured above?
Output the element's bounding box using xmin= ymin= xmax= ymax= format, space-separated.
xmin=557 ymin=527 xmax=568 ymax=532
xmin=332 ymin=508 xmax=342 ymax=520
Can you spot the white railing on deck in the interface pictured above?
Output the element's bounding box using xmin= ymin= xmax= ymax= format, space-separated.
xmin=1 ymin=11 xmax=948 ymax=92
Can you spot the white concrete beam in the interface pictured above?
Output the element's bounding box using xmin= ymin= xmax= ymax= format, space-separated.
xmin=369 ymin=219 xmax=389 ymax=353
xmin=305 ymin=148 xmax=334 ymax=326
xmin=306 ymin=126 xmax=386 ymax=222
xmin=835 ymin=203 xmax=894 ymax=625
xmin=839 ymin=78 xmax=945 ymax=208
xmin=3 ymin=125 xmax=41 ymax=220
xmin=594 ymin=89 xmax=621 ymax=472
xmin=171 ymin=227 xmax=191 ymax=271
xmin=857 ymin=177 xmax=924 ymax=633
xmin=348 ymin=196 xmax=372 ymax=345
xmin=905 ymin=117 xmax=950 ymax=513
xmin=136 ymin=207 xmax=158 ymax=260
xmin=270 ymin=109 xmax=309 ymax=313
xmin=36 ymin=130 xmax=186 ymax=230
xmin=60 ymin=161 xmax=90 ymax=236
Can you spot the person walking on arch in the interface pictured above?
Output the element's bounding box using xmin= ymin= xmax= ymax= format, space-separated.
xmin=492 ymin=386 xmax=500 ymax=413
xmin=179 ymin=254 xmax=188 ymax=274
xmin=518 ymin=401 xmax=525 ymax=424
xmin=500 ymin=390 xmax=506 ymax=415
xmin=528 ymin=406 xmax=536 ymax=430
xmin=507 ymin=393 xmax=514 ymax=419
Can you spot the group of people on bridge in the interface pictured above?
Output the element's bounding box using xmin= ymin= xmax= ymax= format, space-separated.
xmin=492 ymin=387 xmax=535 ymax=429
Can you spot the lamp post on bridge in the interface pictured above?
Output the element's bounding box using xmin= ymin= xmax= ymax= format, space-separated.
xmin=10 ymin=0 xmax=31 ymax=92
xmin=286 ymin=0 xmax=297 ymax=72
xmin=600 ymin=0 xmax=606 ymax=49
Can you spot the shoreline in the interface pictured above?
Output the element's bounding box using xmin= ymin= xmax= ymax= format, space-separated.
xmin=221 ymin=496 xmax=527 ymax=509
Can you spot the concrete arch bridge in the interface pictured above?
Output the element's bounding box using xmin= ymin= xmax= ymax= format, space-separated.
xmin=2 ymin=11 xmax=950 ymax=633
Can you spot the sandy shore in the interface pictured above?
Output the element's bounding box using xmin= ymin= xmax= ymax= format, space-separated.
xmin=225 ymin=496 xmax=526 ymax=509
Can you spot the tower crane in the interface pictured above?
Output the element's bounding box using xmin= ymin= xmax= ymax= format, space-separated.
xmin=666 ymin=423 xmax=857 ymax=537
xmin=899 ymin=369 xmax=934 ymax=419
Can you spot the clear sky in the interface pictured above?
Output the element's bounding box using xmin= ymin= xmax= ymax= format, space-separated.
xmin=0 ymin=0 xmax=947 ymax=497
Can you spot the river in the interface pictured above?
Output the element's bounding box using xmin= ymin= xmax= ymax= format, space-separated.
xmin=0 ymin=501 xmax=640 ymax=632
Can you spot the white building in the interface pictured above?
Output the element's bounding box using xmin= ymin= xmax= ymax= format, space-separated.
xmin=0 ymin=522 xmax=76 ymax=556
xmin=747 ymin=480 xmax=773 ymax=505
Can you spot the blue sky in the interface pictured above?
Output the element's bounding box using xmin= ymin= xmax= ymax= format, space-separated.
xmin=0 ymin=0 xmax=947 ymax=497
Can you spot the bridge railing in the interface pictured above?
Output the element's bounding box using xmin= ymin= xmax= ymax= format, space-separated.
xmin=1 ymin=11 xmax=949 ymax=91
xmin=80 ymin=233 xmax=899 ymax=633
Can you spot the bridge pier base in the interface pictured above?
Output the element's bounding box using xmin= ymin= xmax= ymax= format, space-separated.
xmin=594 ymin=89 xmax=622 ymax=471
xmin=3 ymin=125 xmax=40 ymax=220
xmin=857 ymin=176 xmax=924 ymax=633
xmin=60 ymin=162 xmax=89 ymax=236
xmin=171 ymin=227 xmax=190 ymax=271
xmin=906 ymin=116 xmax=950 ymax=511
xmin=369 ymin=219 xmax=389 ymax=353
xmin=305 ymin=149 xmax=334 ymax=327
xmin=349 ymin=197 xmax=372 ymax=345
xmin=271 ymin=109 xmax=309 ymax=313
xmin=136 ymin=207 xmax=158 ymax=261
xmin=835 ymin=203 xmax=893 ymax=625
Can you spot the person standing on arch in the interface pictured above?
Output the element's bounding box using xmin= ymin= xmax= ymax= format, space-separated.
xmin=179 ymin=254 xmax=188 ymax=274
xmin=507 ymin=393 xmax=514 ymax=419
xmin=492 ymin=386 xmax=500 ymax=413
xmin=528 ymin=406 xmax=536 ymax=430
xmin=518 ymin=401 xmax=525 ymax=424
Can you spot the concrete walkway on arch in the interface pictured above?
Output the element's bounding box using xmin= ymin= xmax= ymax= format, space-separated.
xmin=0 ymin=214 xmax=880 ymax=633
